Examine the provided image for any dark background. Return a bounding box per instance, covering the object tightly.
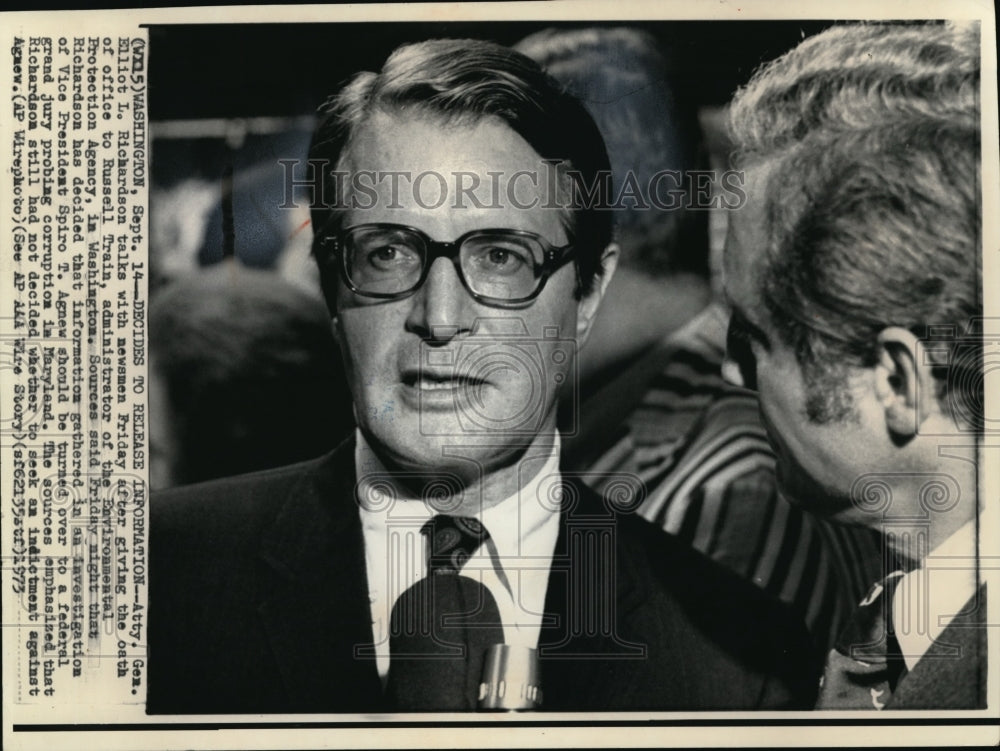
[149,20,838,119]
[146,21,839,267]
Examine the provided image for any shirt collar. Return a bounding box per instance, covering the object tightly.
[479,437,562,564]
[893,505,988,671]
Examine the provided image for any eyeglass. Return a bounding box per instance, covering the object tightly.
[319,223,576,307]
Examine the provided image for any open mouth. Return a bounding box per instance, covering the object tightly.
[402,370,489,391]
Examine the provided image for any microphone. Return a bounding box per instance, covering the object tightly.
[387,574,504,710]
[478,644,542,711]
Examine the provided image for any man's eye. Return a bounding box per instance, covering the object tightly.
[367,245,418,268]
[487,248,518,266]
[475,245,531,274]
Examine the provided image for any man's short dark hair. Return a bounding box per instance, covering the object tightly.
[728,21,981,424]
[308,37,613,308]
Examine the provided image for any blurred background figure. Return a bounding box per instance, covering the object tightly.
[148,112,352,489]
[518,26,882,656]
[149,117,318,292]
[516,26,711,394]
[148,262,352,489]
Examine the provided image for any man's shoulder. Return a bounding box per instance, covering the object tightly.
[155,456,322,521]
[150,460,311,584]
[147,443,363,715]
[622,510,820,699]
[156,439,350,519]
[619,509,799,623]
[564,476,806,624]
[554,485,820,708]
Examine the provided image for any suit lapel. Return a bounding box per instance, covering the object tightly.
[256,437,385,711]
[887,584,987,709]
[538,477,648,709]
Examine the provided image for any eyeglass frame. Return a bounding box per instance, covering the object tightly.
[317,222,578,307]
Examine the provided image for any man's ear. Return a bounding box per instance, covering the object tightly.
[576,242,619,344]
[873,326,936,436]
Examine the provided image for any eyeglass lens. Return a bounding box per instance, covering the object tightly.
[344,226,544,300]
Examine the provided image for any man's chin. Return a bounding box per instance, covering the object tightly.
[372,420,548,482]
[776,464,860,522]
[367,421,488,466]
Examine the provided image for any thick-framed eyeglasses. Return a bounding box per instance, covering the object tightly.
[319,223,576,307]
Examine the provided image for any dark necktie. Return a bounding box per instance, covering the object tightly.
[385,515,504,711]
[815,571,908,709]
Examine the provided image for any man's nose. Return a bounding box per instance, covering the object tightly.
[405,256,475,342]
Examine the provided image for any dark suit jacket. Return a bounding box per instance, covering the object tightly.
[147,438,820,713]
[887,586,987,709]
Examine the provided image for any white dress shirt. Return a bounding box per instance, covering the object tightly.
[355,430,563,679]
[892,507,988,671]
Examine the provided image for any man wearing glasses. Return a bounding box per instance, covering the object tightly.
[148,38,817,713]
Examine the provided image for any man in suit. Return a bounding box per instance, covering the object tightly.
[516,25,885,659]
[722,22,986,709]
[148,37,818,714]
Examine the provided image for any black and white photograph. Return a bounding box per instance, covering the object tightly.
[1,3,996,749]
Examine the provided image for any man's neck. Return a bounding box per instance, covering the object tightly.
[880,446,979,564]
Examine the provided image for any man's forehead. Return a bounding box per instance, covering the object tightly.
[344,110,517,166]
[335,110,575,241]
